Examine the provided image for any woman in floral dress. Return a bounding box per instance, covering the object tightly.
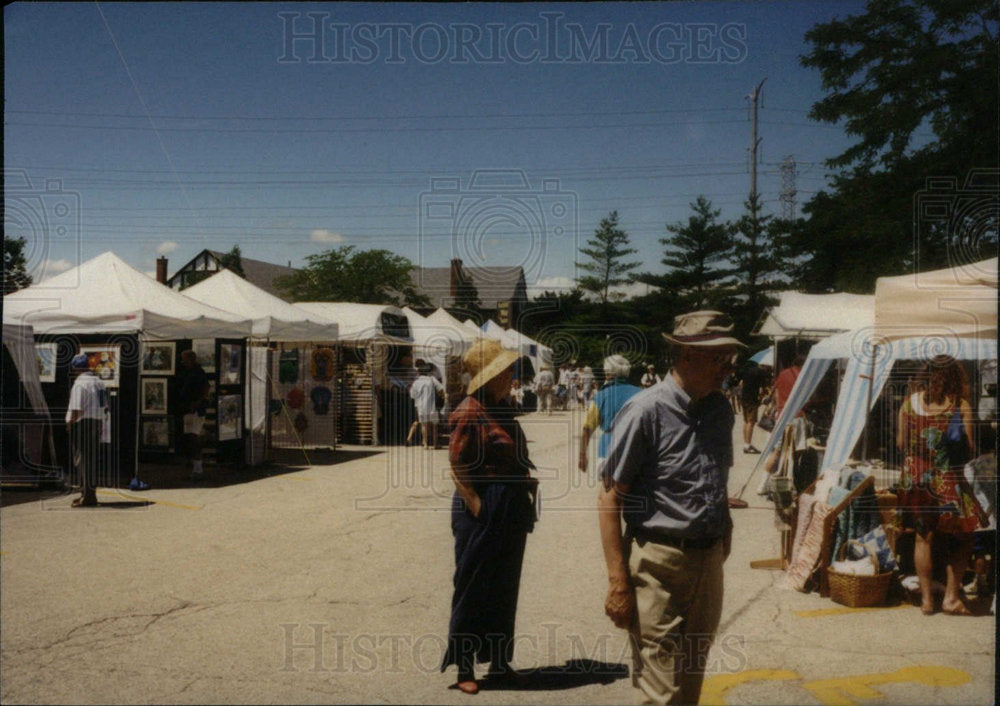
[896,355,980,615]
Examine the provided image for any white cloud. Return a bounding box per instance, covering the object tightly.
[526,276,575,297]
[310,229,345,244]
[156,240,179,255]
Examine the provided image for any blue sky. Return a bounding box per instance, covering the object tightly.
[5,1,893,295]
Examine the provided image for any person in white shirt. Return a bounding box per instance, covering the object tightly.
[640,364,660,388]
[410,361,445,449]
[534,365,556,414]
[65,353,107,507]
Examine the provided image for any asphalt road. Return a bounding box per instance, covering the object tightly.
[1,407,995,704]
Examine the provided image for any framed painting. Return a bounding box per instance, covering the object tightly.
[35,343,57,383]
[141,416,172,450]
[140,378,168,414]
[79,345,121,388]
[191,339,216,374]
[219,343,242,385]
[141,342,175,375]
[217,394,242,441]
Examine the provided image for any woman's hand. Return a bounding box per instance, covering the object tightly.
[465,492,482,518]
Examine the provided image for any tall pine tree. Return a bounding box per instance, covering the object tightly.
[576,211,640,304]
[730,192,782,332]
[636,196,734,311]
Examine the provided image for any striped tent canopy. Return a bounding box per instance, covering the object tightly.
[754,259,998,480]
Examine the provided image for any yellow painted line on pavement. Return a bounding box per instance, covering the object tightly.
[701,665,972,705]
[97,490,201,511]
[701,669,799,705]
[801,665,971,705]
[794,603,912,618]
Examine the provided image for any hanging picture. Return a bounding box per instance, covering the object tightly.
[311,347,334,382]
[218,394,242,440]
[79,345,121,387]
[35,343,57,383]
[279,349,300,384]
[220,344,242,385]
[141,342,175,375]
[191,339,216,374]
[140,378,169,414]
[141,416,172,450]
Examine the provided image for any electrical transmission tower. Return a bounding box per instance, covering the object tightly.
[779,155,797,219]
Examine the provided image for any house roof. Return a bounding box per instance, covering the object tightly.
[167,249,298,301]
[411,265,526,309]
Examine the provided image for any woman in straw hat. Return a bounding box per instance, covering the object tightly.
[441,339,538,694]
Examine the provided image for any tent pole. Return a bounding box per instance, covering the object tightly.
[860,343,878,460]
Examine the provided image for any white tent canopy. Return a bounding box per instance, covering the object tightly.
[425,308,478,343]
[757,292,875,340]
[4,252,252,339]
[182,270,337,341]
[480,319,510,344]
[874,257,998,342]
[401,307,470,371]
[293,302,411,344]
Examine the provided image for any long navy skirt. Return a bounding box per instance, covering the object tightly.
[441,481,534,675]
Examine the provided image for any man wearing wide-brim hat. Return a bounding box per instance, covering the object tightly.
[598,310,745,705]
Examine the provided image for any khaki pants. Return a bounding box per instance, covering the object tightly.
[628,538,725,705]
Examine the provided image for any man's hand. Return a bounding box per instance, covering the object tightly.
[578,452,588,473]
[604,579,635,629]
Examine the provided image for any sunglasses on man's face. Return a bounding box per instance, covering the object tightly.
[690,349,738,367]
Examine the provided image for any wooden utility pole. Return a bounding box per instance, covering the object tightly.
[748,78,766,199]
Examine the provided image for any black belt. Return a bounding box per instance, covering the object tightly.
[630,527,721,550]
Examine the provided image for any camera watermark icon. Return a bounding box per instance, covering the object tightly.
[3,169,81,287]
[418,169,577,288]
[277,13,747,65]
[913,169,999,276]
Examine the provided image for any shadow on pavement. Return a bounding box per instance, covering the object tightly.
[133,448,385,490]
[478,660,630,691]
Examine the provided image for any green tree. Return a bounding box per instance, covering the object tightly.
[576,211,640,304]
[730,193,782,333]
[636,196,734,310]
[218,245,245,278]
[276,245,430,307]
[795,0,999,288]
[3,236,33,295]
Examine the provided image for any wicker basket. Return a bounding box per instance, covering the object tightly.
[827,540,892,608]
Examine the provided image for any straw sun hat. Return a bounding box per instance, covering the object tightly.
[464,339,519,395]
[662,310,747,348]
